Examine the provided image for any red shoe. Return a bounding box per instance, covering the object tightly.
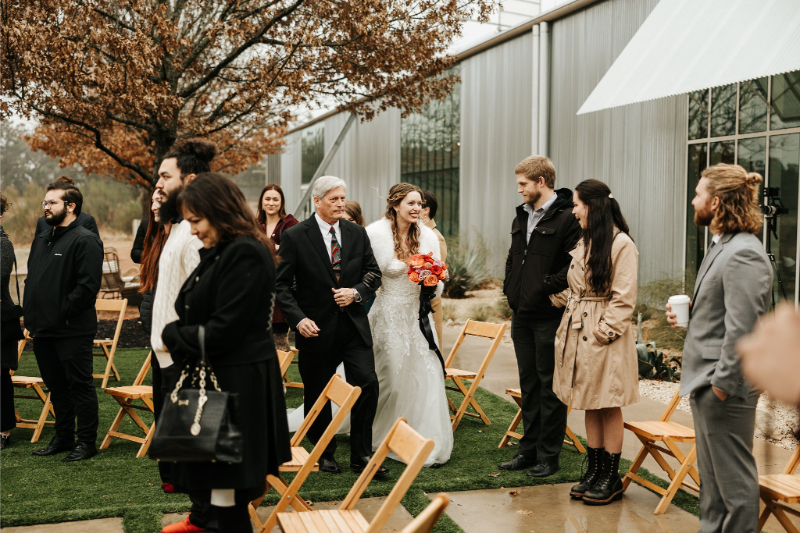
[162,517,204,533]
[162,482,176,494]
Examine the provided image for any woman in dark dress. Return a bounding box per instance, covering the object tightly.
[1,194,25,450]
[162,173,291,532]
[256,183,298,351]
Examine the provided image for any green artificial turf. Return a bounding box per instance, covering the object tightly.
[1,348,700,531]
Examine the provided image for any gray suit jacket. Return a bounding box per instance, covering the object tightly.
[679,232,771,399]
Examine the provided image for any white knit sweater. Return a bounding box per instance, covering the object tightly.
[150,220,203,368]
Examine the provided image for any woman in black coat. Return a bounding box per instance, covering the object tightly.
[161,173,291,532]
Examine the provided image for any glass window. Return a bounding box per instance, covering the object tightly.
[710,140,735,165]
[738,137,767,242]
[767,133,800,303]
[688,89,709,140]
[738,77,769,134]
[711,84,737,137]
[301,123,324,185]
[771,72,800,131]
[686,143,708,273]
[401,66,460,238]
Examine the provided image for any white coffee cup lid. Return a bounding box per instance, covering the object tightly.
[668,295,691,304]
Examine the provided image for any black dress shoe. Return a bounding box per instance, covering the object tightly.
[351,456,389,475]
[32,437,75,456]
[498,454,536,471]
[318,456,342,474]
[62,442,98,462]
[0,434,10,450]
[526,459,559,478]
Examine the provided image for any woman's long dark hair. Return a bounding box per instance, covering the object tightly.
[179,172,276,263]
[256,183,287,226]
[574,179,631,295]
[140,186,167,293]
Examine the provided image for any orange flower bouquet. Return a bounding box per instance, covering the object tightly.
[406,252,448,287]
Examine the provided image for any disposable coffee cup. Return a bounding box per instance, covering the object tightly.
[668,295,691,328]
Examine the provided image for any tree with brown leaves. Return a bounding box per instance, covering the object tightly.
[1,0,493,190]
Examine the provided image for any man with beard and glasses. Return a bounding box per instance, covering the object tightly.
[23,181,103,461]
[150,138,219,533]
[667,163,771,533]
[499,155,581,478]
[33,176,99,240]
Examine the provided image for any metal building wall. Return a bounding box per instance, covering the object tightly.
[460,32,534,274]
[550,0,687,283]
[322,108,402,225]
[279,131,303,213]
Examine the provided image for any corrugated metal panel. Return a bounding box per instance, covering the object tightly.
[460,32,534,274]
[578,0,800,114]
[551,0,687,283]
[280,131,303,213]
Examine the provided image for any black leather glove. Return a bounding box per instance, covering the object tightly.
[362,271,381,292]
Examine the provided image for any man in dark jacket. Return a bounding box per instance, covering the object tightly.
[33,176,100,240]
[24,180,103,462]
[500,155,581,477]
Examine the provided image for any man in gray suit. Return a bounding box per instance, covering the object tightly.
[668,163,771,533]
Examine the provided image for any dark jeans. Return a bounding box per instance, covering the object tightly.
[33,336,98,444]
[1,367,15,432]
[150,353,173,485]
[511,314,567,462]
[299,313,378,459]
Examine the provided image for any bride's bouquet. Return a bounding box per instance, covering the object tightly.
[406,252,448,286]
[406,252,448,375]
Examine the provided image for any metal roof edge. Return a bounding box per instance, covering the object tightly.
[287,0,603,135]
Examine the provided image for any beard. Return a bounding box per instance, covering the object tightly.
[694,203,714,226]
[526,189,542,207]
[45,207,67,227]
[158,189,181,222]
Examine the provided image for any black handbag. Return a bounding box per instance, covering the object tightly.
[149,325,243,463]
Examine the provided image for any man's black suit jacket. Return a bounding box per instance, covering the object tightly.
[276,216,381,352]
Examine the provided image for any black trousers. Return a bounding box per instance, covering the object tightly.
[299,312,378,459]
[1,366,16,432]
[511,314,567,462]
[150,353,173,485]
[33,336,98,444]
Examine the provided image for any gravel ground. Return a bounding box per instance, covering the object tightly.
[639,379,799,450]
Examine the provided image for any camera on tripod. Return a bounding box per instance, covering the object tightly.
[760,187,788,217]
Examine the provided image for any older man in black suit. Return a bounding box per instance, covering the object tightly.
[276,176,383,474]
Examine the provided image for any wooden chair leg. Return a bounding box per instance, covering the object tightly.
[101,403,129,450]
[622,441,650,491]
[662,439,700,490]
[31,392,53,443]
[249,473,313,533]
[450,377,490,431]
[564,425,587,453]
[32,383,55,418]
[136,422,156,458]
[770,503,800,533]
[499,408,523,448]
[758,495,773,531]
[654,444,697,515]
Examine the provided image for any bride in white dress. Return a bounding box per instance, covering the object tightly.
[365,183,453,466]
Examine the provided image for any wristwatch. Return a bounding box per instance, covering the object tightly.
[353,288,362,303]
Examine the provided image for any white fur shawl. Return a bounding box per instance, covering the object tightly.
[366,217,443,295]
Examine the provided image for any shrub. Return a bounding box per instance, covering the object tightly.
[636,270,697,351]
[442,302,457,322]
[496,296,512,320]
[469,302,493,322]
[443,233,493,299]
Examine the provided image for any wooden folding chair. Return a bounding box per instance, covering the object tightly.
[400,493,450,533]
[99,353,154,458]
[283,347,304,389]
[758,445,800,532]
[249,374,361,533]
[277,349,295,380]
[276,418,435,533]
[497,388,586,453]
[621,388,699,514]
[444,319,507,431]
[11,331,56,443]
[93,298,127,388]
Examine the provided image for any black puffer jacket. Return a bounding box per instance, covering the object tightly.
[503,188,582,320]
[23,219,103,337]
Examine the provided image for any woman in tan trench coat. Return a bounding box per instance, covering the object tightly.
[551,179,639,506]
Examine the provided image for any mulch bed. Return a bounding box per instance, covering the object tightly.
[21,318,151,351]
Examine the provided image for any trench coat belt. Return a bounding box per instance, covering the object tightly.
[565,294,612,330]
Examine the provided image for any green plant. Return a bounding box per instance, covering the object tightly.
[443,233,493,299]
[469,303,493,322]
[442,302,457,322]
[496,296,512,320]
[635,270,698,351]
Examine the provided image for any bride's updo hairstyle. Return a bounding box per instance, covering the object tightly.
[384,182,423,261]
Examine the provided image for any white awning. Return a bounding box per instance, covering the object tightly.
[577,0,800,115]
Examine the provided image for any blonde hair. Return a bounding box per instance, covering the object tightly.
[701,163,763,235]
[515,155,556,189]
[384,183,423,260]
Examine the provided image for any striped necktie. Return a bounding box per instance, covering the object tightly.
[330,227,341,284]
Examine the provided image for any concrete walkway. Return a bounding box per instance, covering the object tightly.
[3,326,797,532]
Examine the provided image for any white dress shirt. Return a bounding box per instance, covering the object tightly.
[522,192,558,243]
[315,213,341,262]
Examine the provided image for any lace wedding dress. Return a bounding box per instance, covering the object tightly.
[368,255,453,466]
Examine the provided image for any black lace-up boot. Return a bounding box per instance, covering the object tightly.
[569,446,606,499]
[583,451,623,505]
